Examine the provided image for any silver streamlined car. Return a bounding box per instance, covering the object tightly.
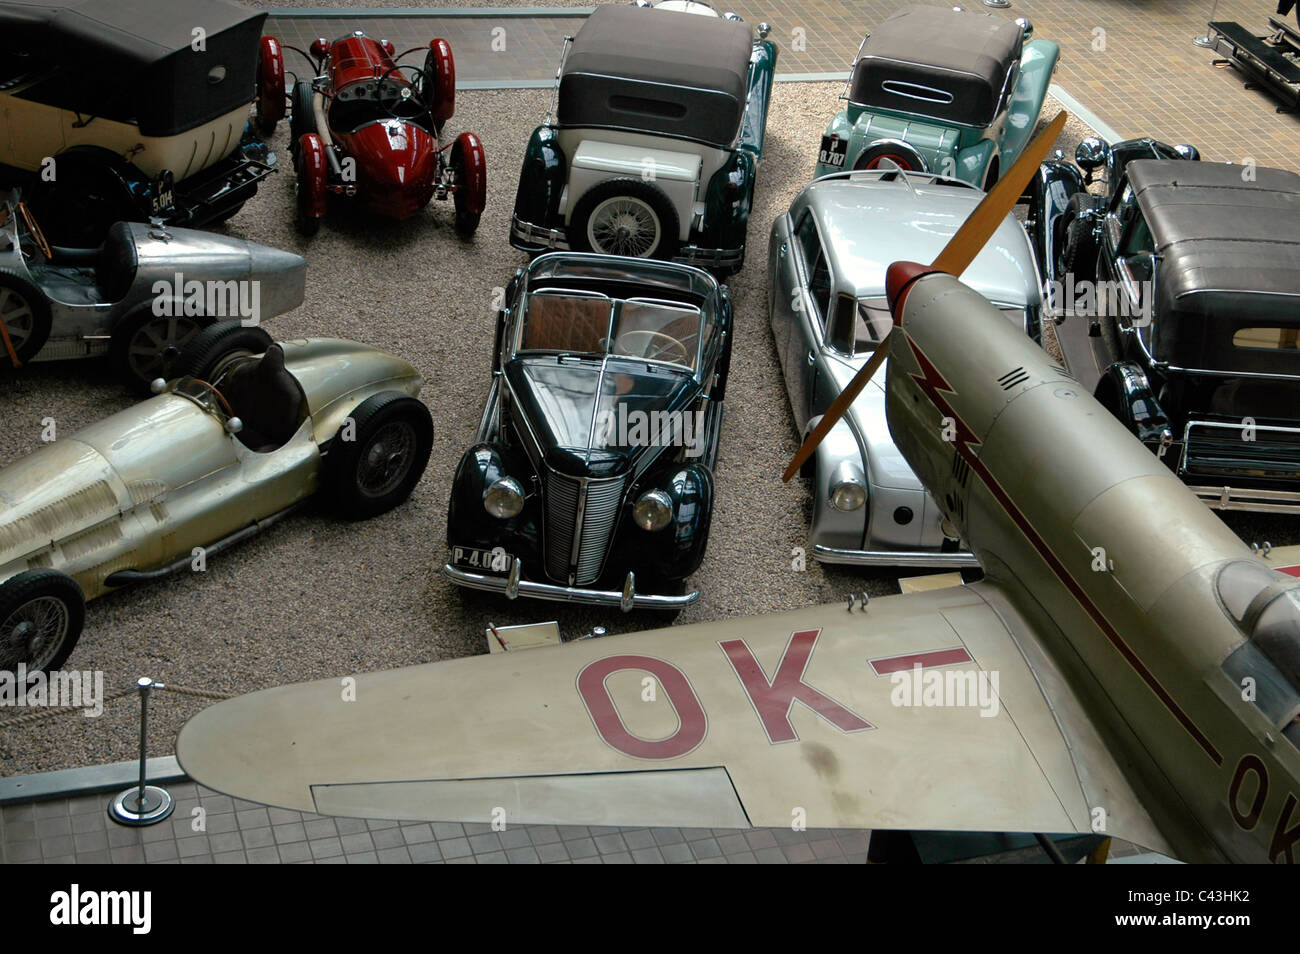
[0,191,305,392]
[0,323,433,678]
[770,168,1044,568]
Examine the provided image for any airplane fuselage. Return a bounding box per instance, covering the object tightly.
[886,269,1300,863]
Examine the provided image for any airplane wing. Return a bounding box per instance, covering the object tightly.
[176,580,1172,853]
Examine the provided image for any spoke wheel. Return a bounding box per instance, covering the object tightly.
[356,420,418,499]
[588,196,662,258]
[127,315,207,383]
[0,269,52,365]
[0,571,85,678]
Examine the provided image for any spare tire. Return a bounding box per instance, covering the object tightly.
[178,321,274,381]
[569,178,680,260]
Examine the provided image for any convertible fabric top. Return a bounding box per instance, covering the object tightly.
[557,4,753,147]
[849,5,1023,126]
[0,0,265,136]
[1128,159,1300,369]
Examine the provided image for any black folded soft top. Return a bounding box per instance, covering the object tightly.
[0,0,265,136]
[557,4,753,148]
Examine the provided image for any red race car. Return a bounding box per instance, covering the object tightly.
[258,31,486,237]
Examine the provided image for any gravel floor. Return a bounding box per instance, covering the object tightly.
[1,78,1294,776]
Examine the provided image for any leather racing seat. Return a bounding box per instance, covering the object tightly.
[220,344,307,452]
[46,221,139,302]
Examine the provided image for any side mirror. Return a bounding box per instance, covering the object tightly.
[225,417,244,435]
[1075,136,1110,172]
[1015,16,1034,41]
[1174,144,1200,161]
[310,38,330,60]
[758,21,771,39]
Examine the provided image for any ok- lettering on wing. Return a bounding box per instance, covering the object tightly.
[177,582,1169,851]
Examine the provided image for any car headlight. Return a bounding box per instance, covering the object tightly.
[830,479,867,512]
[633,489,673,531]
[484,477,524,519]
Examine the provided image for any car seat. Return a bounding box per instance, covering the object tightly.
[220,344,307,452]
[46,221,139,301]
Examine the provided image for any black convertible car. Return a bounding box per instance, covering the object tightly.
[443,253,732,611]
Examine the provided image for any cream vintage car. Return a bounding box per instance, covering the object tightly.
[0,323,433,679]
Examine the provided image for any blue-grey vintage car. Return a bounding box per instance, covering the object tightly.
[813,5,1056,190]
[0,190,305,393]
[510,2,776,275]
[770,169,1044,567]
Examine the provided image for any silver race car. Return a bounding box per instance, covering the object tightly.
[0,192,304,392]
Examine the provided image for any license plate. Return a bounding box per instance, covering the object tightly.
[452,546,512,574]
[150,169,176,215]
[819,135,849,168]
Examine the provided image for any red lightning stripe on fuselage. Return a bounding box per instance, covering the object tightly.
[904,336,1224,766]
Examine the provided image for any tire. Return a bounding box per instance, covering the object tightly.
[1061,204,1098,280]
[177,321,274,381]
[0,268,53,366]
[109,305,213,394]
[322,392,434,520]
[0,570,85,679]
[290,79,317,141]
[569,178,680,260]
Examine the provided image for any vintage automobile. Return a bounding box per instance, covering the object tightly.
[0,323,433,678]
[770,168,1044,567]
[813,6,1057,191]
[0,0,280,247]
[509,2,777,274]
[1073,160,1300,514]
[1030,135,1199,292]
[0,191,305,392]
[264,30,486,236]
[443,252,732,610]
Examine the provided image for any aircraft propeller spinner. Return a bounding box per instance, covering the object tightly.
[782,110,1069,482]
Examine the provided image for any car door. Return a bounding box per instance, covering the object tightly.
[791,214,833,424]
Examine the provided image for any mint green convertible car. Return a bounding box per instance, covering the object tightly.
[0,324,433,678]
[813,5,1058,190]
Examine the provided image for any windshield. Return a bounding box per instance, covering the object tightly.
[516,291,703,371]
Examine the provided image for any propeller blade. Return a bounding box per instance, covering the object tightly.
[782,111,1068,482]
[932,110,1067,277]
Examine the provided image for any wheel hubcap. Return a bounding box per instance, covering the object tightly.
[0,288,35,352]
[357,421,416,498]
[129,316,204,382]
[589,197,661,257]
[1,596,70,671]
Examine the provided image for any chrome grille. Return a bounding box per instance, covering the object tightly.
[543,472,626,586]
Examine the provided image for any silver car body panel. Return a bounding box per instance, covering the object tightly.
[770,171,1042,566]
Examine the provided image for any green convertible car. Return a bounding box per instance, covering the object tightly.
[813,5,1058,190]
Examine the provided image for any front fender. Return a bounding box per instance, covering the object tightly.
[627,463,714,580]
[1000,39,1060,165]
[955,139,997,187]
[512,125,566,230]
[701,151,754,251]
[739,39,778,160]
[1029,158,1088,284]
[1094,361,1171,444]
[807,415,868,552]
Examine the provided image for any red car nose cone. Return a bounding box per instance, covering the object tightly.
[345,121,439,219]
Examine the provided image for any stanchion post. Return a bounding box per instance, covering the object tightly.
[108,677,175,826]
[1194,1,1221,47]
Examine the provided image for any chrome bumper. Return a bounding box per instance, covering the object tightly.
[510,215,569,252]
[1188,484,1300,515]
[813,544,980,569]
[442,559,698,611]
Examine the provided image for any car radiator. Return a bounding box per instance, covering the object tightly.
[543,472,625,585]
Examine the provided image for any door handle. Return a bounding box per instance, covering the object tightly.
[778,242,788,257]
[806,351,816,366]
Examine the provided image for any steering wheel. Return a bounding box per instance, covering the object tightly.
[16,202,52,261]
[372,66,425,119]
[615,330,690,366]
